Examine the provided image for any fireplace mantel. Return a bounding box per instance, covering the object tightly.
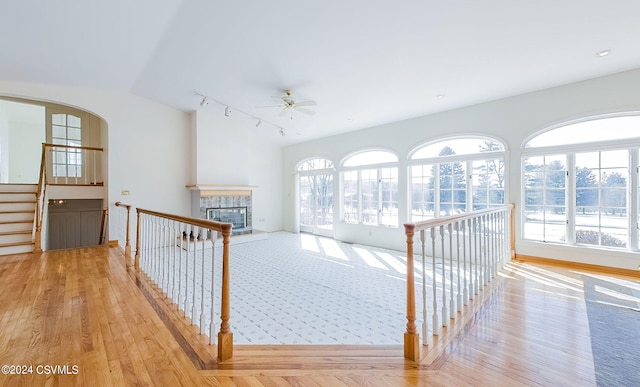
[186,184,258,191]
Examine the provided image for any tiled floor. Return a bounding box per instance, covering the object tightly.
[147,231,473,345]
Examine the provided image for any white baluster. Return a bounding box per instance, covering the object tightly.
[431,227,439,335]
[184,224,191,319]
[474,217,480,295]
[420,229,427,344]
[448,223,455,319]
[440,225,448,328]
[191,226,198,323]
[455,221,462,312]
[200,226,207,334]
[209,231,217,344]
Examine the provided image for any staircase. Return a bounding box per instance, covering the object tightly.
[0,184,37,256]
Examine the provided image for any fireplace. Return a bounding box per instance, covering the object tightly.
[193,188,253,235]
[207,207,247,229]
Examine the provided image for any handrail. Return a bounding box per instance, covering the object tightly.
[34,143,47,252]
[34,143,105,252]
[133,207,233,361]
[115,202,132,260]
[42,143,104,152]
[99,207,108,244]
[402,204,514,361]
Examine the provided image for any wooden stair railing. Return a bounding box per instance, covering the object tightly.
[114,202,132,261]
[133,207,234,361]
[402,204,515,361]
[34,143,105,251]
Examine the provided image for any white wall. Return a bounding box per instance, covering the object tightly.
[248,133,283,232]
[8,119,44,183]
[0,81,193,246]
[283,68,640,270]
[194,108,250,186]
[191,107,284,232]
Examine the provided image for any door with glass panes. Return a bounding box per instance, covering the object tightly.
[299,172,333,236]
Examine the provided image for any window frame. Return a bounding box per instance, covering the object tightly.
[408,136,507,221]
[340,149,399,227]
[521,114,640,252]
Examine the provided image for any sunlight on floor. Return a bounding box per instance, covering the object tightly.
[374,251,406,274]
[300,233,320,253]
[352,246,388,270]
[318,237,348,260]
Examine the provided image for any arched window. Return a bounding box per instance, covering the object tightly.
[522,114,640,251]
[341,149,398,227]
[409,136,506,221]
[297,158,334,171]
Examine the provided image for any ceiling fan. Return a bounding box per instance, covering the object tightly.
[258,90,317,117]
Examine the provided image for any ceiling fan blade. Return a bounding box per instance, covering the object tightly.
[294,100,317,107]
[278,108,289,117]
[295,107,316,115]
[256,105,282,108]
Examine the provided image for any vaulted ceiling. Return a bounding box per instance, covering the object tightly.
[2,1,640,145]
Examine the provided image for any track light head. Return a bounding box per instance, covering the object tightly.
[199,97,209,107]
[224,106,231,117]
[256,119,262,128]
[278,128,286,136]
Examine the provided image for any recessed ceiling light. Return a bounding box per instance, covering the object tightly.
[596,49,611,57]
[347,117,354,122]
[436,94,446,99]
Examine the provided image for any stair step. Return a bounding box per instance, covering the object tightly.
[0,230,31,236]
[0,220,33,225]
[0,241,33,248]
[0,210,34,214]
[0,184,38,193]
[0,242,34,256]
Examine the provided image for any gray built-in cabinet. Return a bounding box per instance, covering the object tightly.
[48,199,102,250]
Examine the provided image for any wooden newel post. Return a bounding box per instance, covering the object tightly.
[134,209,141,268]
[404,223,420,361]
[217,224,233,361]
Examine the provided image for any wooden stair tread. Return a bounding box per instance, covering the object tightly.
[0,230,32,236]
[0,241,34,248]
[0,200,37,203]
[0,220,34,225]
[0,191,37,194]
[0,210,35,214]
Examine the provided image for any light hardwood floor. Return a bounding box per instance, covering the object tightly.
[0,245,613,386]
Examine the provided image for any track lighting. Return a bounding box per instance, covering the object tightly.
[195,92,288,138]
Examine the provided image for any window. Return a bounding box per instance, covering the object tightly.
[297,158,334,236]
[410,137,505,221]
[341,150,398,227]
[523,155,567,243]
[51,112,82,177]
[522,114,640,251]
